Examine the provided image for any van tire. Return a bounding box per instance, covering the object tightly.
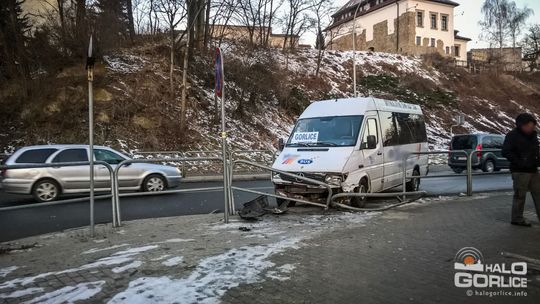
[351,179,368,208]
[452,168,464,174]
[32,179,61,203]
[406,168,421,192]
[276,198,295,208]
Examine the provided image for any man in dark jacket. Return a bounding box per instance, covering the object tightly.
[502,113,540,226]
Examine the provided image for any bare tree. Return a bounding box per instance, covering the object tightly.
[126,0,136,41]
[281,0,313,50]
[310,0,334,77]
[155,0,187,97]
[522,24,540,71]
[480,0,512,51]
[507,2,534,51]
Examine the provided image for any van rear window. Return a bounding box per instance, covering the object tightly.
[15,149,58,164]
[451,136,477,150]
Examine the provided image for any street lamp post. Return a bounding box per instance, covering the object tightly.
[352,3,362,97]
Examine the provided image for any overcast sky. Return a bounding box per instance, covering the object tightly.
[301,0,539,50]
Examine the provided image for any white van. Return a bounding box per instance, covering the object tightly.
[272,97,429,207]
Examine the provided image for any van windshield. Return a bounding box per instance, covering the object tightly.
[287,115,363,147]
[451,135,477,150]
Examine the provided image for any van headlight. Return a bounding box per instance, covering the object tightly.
[325,175,343,186]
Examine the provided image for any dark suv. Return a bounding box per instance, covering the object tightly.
[448,134,509,173]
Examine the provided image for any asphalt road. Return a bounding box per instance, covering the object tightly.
[0,168,513,242]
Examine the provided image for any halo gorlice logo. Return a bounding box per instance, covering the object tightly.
[454,247,528,291]
[454,247,484,272]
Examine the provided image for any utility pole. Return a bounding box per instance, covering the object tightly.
[352,3,362,97]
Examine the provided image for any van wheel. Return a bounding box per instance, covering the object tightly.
[406,169,421,192]
[351,179,368,208]
[452,168,464,174]
[276,197,295,208]
[142,174,167,192]
[482,160,495,173]
[32,179,60,203]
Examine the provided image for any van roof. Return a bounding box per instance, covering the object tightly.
[299,97,423,119]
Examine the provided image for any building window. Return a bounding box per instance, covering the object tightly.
[430,13,438,29]
[431,38,436,47]
[446,46,450,54]
[416,11,424,27]
[441,15,448,31]
[454,45,461,57]
[416,36,422,46]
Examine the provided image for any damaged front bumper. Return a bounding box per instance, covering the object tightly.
[272,173,345,203]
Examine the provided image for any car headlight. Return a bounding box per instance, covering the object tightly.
[325,175,343,186]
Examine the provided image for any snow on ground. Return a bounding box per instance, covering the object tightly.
[112,261,143,274]
[0,244,157,296]
[82,244,130,255]
[161,256,184,267]
[24,281,106,304]
[103,54,146,74]
[108,212,376,303]
[0,266,18,278]
[0,287,43,299]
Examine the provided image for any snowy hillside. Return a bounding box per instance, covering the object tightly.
[1,40,539,156]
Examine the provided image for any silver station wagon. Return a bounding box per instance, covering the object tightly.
[0,145,182,202]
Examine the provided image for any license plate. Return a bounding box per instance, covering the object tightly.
[457,156,466,160]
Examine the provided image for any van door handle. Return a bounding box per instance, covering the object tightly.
[377,151,383,156]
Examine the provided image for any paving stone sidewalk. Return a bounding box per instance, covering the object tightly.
[1,192,539,304]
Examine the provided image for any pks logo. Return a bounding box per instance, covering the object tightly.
[282,154,300,165]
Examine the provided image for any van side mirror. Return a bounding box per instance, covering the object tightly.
[278,138,285,151]
[366,135,377,149]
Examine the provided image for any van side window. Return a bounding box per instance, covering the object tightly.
[379,111,399,146]
[15,149,58,163]
[361,118,379,147]
[395,113,428,144]
[52,149,88,163]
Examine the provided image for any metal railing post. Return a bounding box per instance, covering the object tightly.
[228,148,235,215]
[466,152,473,196]
[113,157,223,226]
[0,161,115,232]
[402,154,408,201]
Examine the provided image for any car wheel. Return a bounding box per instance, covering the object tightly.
[452,168,464,174]
[406,168,421,192]
[32,179,60,203]
[351,179,368,208]
[482,160,495,173]
[142,174,167,192]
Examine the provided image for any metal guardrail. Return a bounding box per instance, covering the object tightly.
[401,150,468,200]
[331,191,427,211]
[466,149,511,196]
[0,148,520,237]
[112,157,224,226]
[229,160,333,209]
[0,161,116,233]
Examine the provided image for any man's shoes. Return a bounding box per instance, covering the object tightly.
[511,221,532,227]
